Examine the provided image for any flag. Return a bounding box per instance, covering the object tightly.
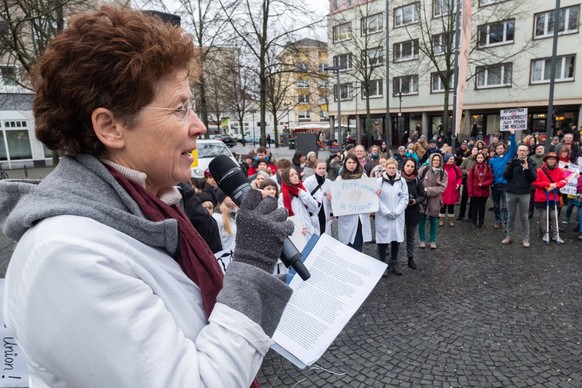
[455,0,472,138]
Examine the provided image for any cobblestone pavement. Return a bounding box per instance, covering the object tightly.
[258,217,581,387]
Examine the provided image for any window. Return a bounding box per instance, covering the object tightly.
[534,5,579,38]
[334,82,353,100]
[531,55,575,83]
[432,33,447,55]
[361,79,383,98]
[479,0,503,5]
[478,19,514,47]
[476,63,512,88]
[0,66,17,86]
[361,13,383,35]
[431,72,453,93]
[393,75,418,95]
[0,120,32,161]
[362,47,383,67]
[333,23,352,42]
[394,39,419,62]
[319,110,328,120]
[296,79,309,88]
[298,110,310,119]
[394,3,419,27]
[434,0,452,17]
[333,53,352,70]
[296,62,308,72]
[298,94,309,103]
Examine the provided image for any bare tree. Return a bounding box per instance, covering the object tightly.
[330,0,388,147]
[219,0,324,147]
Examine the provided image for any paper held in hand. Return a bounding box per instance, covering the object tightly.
[271,233,387,369]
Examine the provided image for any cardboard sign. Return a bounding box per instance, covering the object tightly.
[330,177,379,217]
[500,108,528,131]
[559,162,580,195]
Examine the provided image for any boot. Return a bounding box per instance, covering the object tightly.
[438,214,445,226]
[448,215,455,227]
[408,257,417,269]
[391,260,402,275]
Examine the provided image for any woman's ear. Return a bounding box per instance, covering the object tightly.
[91,108,125,150]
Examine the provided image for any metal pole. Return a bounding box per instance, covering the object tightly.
[336,69,342,146]
[545,0,561,154]
[384,0,392,153]
[451,0,461,151]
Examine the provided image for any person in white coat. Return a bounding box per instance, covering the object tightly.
[335,154,372,252]
[279,167,320,241]
[375,158,409,276]
[303,159,333,236]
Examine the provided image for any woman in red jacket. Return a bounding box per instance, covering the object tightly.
[532,152,567,243]
[440,153,462,226]
[467,152,493,228]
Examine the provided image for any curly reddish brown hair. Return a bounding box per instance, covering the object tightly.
[33,6,195,157]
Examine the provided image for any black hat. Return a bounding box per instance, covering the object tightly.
[196,192,216,207]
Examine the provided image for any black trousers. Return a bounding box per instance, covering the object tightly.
[378,242,400,264]
[469,196,488,226]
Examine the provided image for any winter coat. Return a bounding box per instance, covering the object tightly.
[459,156,477,180]
[278,187,319,241]
[375,172,409,243]
[467,162,493,198]
[532,165,567,204]
[418,154,448,217]
[303,174,333,235]
[335,176,373,245]
[403,174,426,226]
[489,133,517,185]
[442,163,462,205]
[503,157,537,195]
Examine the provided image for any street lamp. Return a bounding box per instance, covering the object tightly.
[250,109,256,146]
[324,66,342,145]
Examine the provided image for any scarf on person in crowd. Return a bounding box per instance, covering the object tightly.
[315,173,326,186]
[343,170,363,180]
[401,169,417,181]
[381,171,396,185]
[107,166,224,319]
[281,180,306,216]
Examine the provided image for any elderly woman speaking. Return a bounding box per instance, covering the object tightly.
[0,6,293,388]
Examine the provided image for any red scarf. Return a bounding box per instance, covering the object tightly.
[281,181,306,216]
[108,168,262,388]
[107,167,223,317]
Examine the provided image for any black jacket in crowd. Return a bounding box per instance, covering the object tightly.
[503,157,537,195]
[403,175,426,226]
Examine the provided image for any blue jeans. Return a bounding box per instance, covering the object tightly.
[492,184,508,226]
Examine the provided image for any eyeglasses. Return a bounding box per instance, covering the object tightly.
[143,100,196,121]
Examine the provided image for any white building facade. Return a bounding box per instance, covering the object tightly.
[327,0,582,147]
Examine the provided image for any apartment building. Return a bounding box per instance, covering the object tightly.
[327,0,582,147]
[277,38,331,136]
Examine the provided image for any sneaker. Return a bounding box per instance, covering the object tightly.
[522,240,530,248]
[430,242,437,249]
[542,235,550,243]
[419,241,426,249]
[562,220,569,224]
[551,236,564,243]
[501,238,513,244]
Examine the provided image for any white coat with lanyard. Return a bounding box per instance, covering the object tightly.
[334,176,372,245]
[303,174,332,235]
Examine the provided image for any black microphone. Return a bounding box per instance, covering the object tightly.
[209,154,311,280]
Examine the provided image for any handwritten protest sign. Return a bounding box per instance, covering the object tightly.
[330,177,379,217]
[500,108,528,131]
[559,162,580,195]
[0,279,28,387]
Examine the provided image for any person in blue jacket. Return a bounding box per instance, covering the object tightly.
[488,127,516,229]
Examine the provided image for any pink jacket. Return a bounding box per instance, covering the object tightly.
[442,164,462,205]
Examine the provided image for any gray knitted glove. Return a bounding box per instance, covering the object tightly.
[233,189,294,273]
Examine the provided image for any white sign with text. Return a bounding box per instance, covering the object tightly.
[500,108,528,131]
[330,177,379,217]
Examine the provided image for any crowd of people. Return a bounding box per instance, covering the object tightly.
[189,126,582,278]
